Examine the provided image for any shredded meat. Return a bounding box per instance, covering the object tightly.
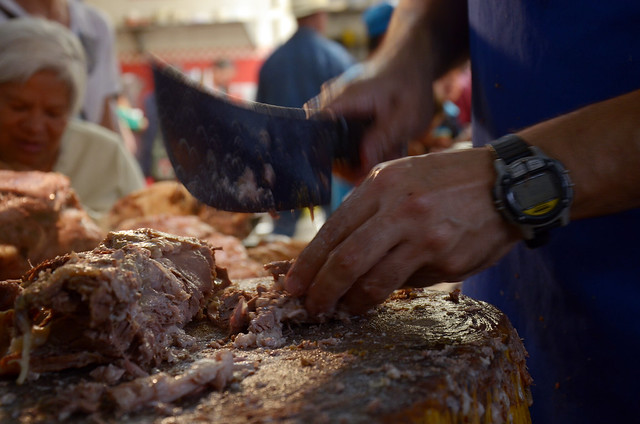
[0,229,230,382]
[108,350,234,413]
[50,350,236,419]
[264,259,294,280]
[0,170,104,280]
[208,263,315,349]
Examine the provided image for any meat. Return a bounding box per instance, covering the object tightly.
[46,349,238,420]
[0,228,230,383]
[0,170,104,280]
[0,280,21,311]
[115,214,267,280]
[106,181,254,239]
[246,238,308,264]
[209,265,312,349]
[0,281,21,358]
[108,350,234,413]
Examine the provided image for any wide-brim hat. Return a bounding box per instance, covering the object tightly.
[291,0,344,19]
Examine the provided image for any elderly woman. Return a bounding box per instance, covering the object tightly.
[0,17,144,223]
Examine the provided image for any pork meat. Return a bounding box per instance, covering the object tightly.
[0,228,231,383]
[0,170,104,280]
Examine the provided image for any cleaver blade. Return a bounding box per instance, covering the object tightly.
[151,61,362,213]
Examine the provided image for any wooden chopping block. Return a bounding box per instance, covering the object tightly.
[0,288,531,423]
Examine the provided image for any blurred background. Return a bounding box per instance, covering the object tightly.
[97,0,375,109]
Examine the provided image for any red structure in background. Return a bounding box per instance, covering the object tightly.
[120,51,266,106]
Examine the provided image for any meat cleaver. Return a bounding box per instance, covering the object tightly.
[151,61,363,213]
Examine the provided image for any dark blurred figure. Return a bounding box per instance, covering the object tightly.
[362,1,394,54]
[256,0,355,237]
[138,92,159,182]
[211,58,236,94]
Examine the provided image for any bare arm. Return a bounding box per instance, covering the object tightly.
[521,89,640,219]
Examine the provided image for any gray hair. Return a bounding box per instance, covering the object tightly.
[0,18,87,115]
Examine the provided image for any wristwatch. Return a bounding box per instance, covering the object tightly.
[488,134,573,248]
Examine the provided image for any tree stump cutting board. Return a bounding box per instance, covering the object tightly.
[0,286,532,423]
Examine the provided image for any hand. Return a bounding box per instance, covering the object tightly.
[285,148,520,316]
[307,25,437,182]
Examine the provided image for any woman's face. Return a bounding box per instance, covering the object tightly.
[0,70,71,171]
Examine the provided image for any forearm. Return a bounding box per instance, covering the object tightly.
[519,89,640,220]
[379,0,469,79]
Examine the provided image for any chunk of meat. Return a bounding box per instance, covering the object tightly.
[106,181,254,238]
[115,214,267,280]
[0,229,230,383]
[0,170,104,280]
[247,238,308,264]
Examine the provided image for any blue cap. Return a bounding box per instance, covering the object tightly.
[363,2,395,37]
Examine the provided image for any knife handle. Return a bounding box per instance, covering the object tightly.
[333,117,369,168]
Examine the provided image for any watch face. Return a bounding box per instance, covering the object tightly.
[511,172,561,217]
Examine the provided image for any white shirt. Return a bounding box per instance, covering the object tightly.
[0,0,122,124]
[55,119,145,223]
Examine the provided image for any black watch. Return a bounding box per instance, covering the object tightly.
[489,134,573,248]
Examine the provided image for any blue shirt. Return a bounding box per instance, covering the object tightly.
[464,2,640,422]
[256,27,355,108]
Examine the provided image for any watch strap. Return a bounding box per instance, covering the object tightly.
[489,134,531,164]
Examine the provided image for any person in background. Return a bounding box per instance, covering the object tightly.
[255,0,356,237]
[211,58,236,94]
[0,18,144,223]
[137,91,159,182]
[362,1,394,55]
[0,0,122,136]
[285,0,640,422]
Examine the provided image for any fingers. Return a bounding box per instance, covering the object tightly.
[284,186,379,297]
[339,242,433,314]
[302,212,403,316]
